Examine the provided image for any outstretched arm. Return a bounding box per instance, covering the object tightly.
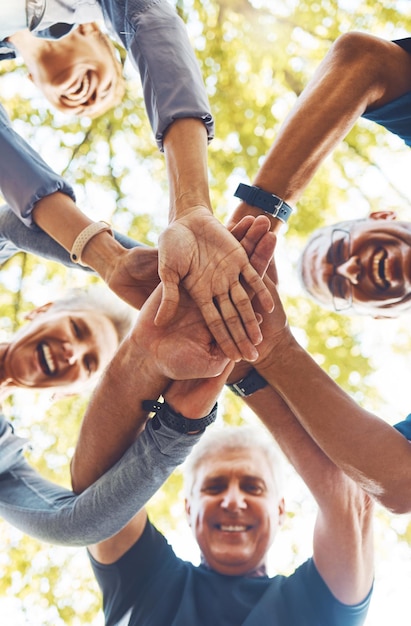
[228,361,373,605]
[157,119,274,363]
[244,273,411,514]
[0,104,160,308]
[0,412,205,546]
[88,364,233,564]
[228,32,411,233]
[71,215,275,493]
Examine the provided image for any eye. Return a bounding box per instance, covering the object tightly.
[332,276,350,299]
[202,483,224,495]
[83,356,92,377]
[100,82,113,99]
[70,319,82,338]
[242,482,264,495]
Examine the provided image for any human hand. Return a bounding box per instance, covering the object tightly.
[155,209,275,362]
[132,216,275,380]
[226,251,287,383]
[252,273,290,369]
[99,246,160,310]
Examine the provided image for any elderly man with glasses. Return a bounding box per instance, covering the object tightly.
[298,212,411,317]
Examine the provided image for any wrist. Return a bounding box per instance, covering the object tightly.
[81,232,126,277]
[226,369,268,398]
[233,183,293,227]
[143,398,218,434]
[254,327,296,377]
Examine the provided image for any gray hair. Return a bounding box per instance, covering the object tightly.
[48,286,135,343]
[184,425,285,498]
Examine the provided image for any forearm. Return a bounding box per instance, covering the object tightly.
[71,332,169,493]
[31,192,125,273]
[229,34,406,232]
[256,331,411,513]
[0,418,200,546]
[164,118,211,221]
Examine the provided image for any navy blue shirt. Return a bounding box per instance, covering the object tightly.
[90,520,372,626]
[362,37,411,147]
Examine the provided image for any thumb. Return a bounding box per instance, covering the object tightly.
[154,279,180,326]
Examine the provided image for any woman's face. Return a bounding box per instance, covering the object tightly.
[30,25,120,117]
[3,306,118,392]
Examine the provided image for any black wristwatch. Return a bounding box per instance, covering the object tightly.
[142,400,218,434]
[234,183,293,223]
[226,370,268,397]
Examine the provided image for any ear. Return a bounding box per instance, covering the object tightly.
[24,302,53,321]
[185,498,192,527]
[277,497,286,527]
[369,210,397,221]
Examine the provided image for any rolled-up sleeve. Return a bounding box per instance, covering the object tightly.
[0,104,75,228]
[106,0,213,150]
[0,203,146,269]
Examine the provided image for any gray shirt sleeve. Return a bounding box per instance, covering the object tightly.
[0,203,146,269]
[102,0,214,150]
[0,104,75,228]
[0,415,201,546]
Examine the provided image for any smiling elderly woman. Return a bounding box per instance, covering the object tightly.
[0,287,133,399]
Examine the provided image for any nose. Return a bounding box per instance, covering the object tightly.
[221,484,247,511]
[61,341,81,366]
[335,256,361,284]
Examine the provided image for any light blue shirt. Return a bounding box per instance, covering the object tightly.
[0,0,214,150]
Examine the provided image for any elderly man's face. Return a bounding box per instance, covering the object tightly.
[300,212,411,317]
[29,24,121,117]
[3,305,118,392]
[185,447,284,576]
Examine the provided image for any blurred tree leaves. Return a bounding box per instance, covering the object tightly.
[1,0,411,622]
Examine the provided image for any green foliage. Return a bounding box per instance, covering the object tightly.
[2,1,411,622]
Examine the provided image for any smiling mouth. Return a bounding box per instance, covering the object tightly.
[371,248,390,290]
[63,71,92,104]
[37,343,57,376]
[217,525,250,532]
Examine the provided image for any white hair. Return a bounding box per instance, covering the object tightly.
[48,286,135,343]
[184,424,285,497]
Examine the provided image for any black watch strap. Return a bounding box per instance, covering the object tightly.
[226,370,268,397]
[234,183,293,223]
[142,400,218,434]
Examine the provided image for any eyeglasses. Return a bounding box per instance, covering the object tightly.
[329,229,353,312]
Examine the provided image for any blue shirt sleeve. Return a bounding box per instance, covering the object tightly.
[394,413,411,440]
[99,0,214,150]
[0,104,75,228]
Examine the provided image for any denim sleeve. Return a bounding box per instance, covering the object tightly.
[0,104,75,228]
[0,203,145,269]
[0,415,201,546]
[104,0,213,150]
